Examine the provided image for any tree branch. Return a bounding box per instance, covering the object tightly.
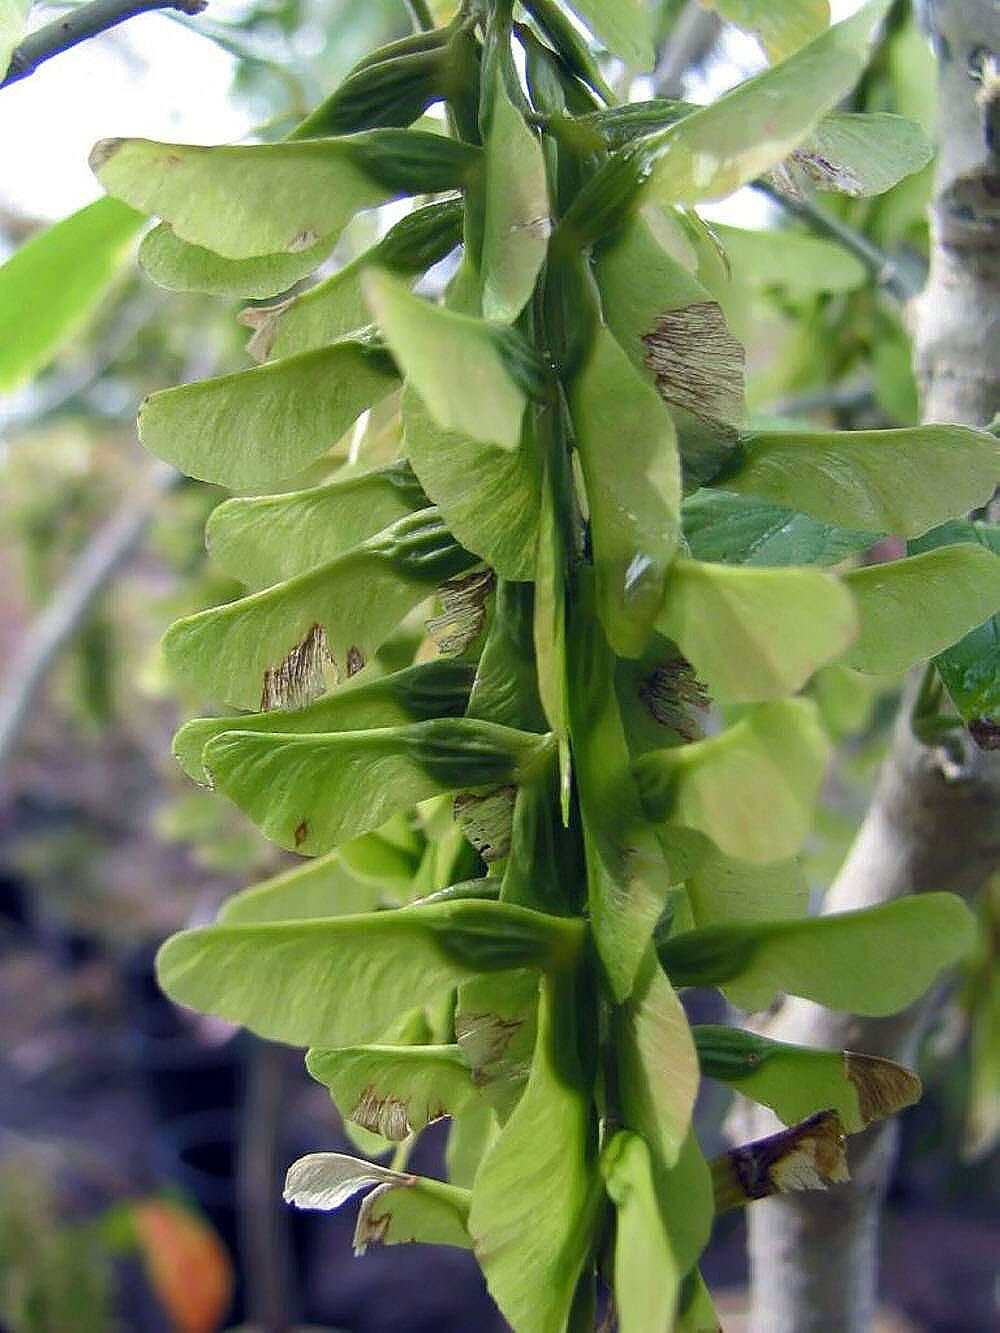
[0,460,179,770]
[1,0,207,89]
[754,180,923,303]
[741,4,1000,1328]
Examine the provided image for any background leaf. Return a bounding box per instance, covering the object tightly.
[682,489,876,566]
[0,197,144,393]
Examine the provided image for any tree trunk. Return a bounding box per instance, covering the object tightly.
[741,4,1000,1329]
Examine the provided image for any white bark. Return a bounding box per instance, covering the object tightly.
[742,3,1000,1328]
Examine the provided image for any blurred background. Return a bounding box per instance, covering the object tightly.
[0,1,997,1329]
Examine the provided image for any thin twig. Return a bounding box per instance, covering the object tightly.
[0,459,179,769]
[1,0,207,89]
[755,180,923,303]
[653,0,721,98]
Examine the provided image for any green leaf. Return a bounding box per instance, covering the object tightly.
[0,0,29,79]
[90,131,479,260]
[601,1132,684,1333]
[682,489,876,566]
[156,898,585,1046]
[365,270,532,450]
[217,848,393,925]
[711,223,868,297]
[655,557,858,702]
[593,212,744,489]
[481,70,550,322]
[723,425,1000,540]
[202,718,555,855]
[693,1025,922,1133]
[570,595,673,1000]
[468,973,599,1333]
[701,0,829,61]
[173,659,474,784]
[246,199,463,358]
[842,545,1000,675]
[205,462,427,589]
[0,197,144,393]
[909,522,1000,736]
[139,340,399,490]
[634,699,830,864]
[564,0,653,69]
[401,383,540,581]
[617,949,699,1170]
[569,326,682,656]
[785,112,934,197]
[684,841,809,926]
[283,1153,471,1253]
[162,509,475,711]
[138,222,337,300]
[638,0,893,206]
[306,1043,479,1138]
[659,893,977,1013]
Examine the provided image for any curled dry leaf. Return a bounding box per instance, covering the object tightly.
[426,567,495,654]
[711,1109,849,1212]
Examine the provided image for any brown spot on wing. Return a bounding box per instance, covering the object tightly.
[642,301,745,427]
[294,820,309,848]
[261,623,332,711]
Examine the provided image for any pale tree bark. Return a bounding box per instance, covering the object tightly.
[740,3,1000,1329]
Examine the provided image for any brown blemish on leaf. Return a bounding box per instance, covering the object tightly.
[714,1110,848,1212]
[426,569,495,655]
[287,229,319,253]
[352,1086,412,1140]
[455,1011,525,1083]
[260,623,332,711]
[353,1180,416,1256]
[844,1052,922,1127]
[638,657,710,741]
[294,820,309,848]
[453,785,516,862]
[642,301,745,427]
[347,645,366,677]
[88,139,124,173]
